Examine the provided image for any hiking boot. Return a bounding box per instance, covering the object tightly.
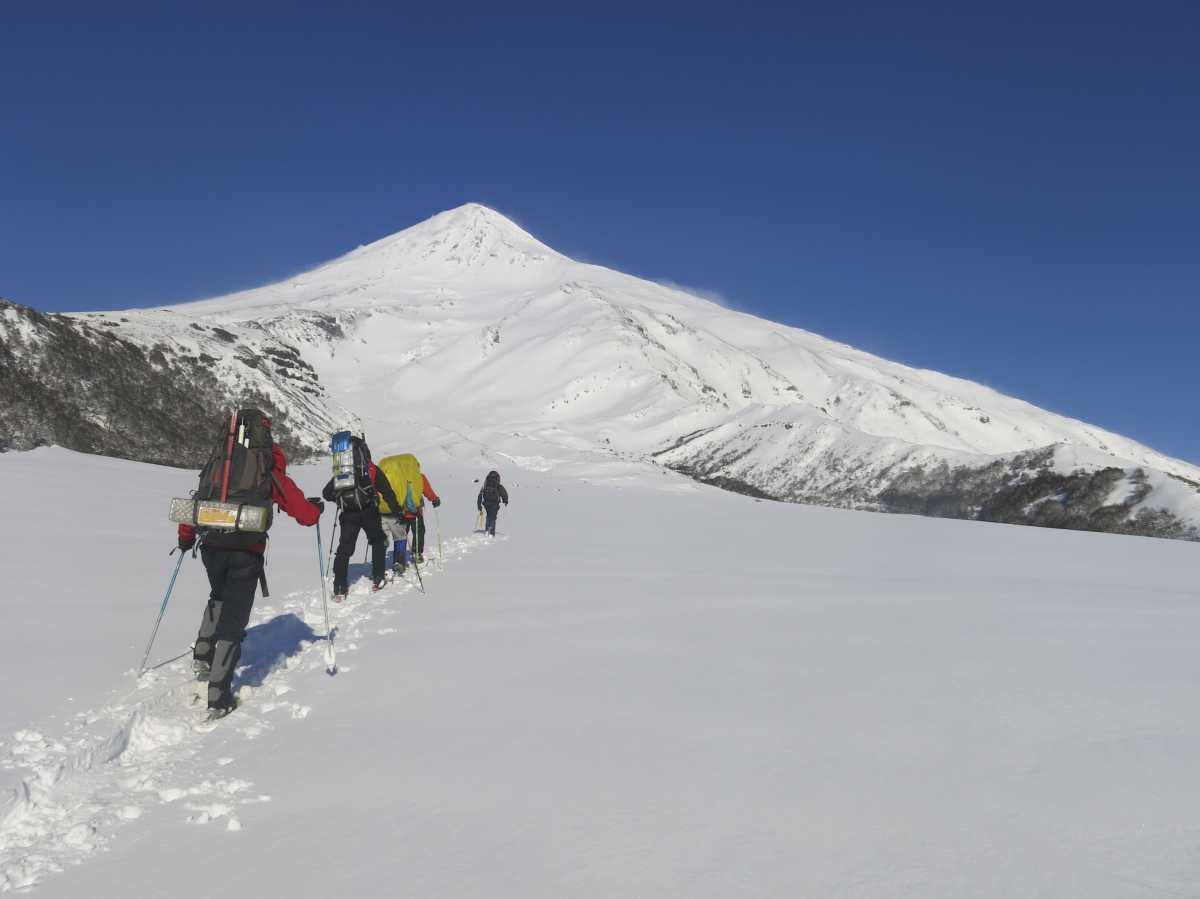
[333,583,348,602]
[392,561,406,576]
[372,578,387,592]
[206,697,238,720]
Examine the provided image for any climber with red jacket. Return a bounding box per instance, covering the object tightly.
[178,412,323,717]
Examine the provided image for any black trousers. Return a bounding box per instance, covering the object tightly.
[334,507,387,587]
[195,547,263,708]
[410,514,426,553]
[482,504,500,535]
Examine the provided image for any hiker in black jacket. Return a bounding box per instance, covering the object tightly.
[322,459,405,595]
[476,470,509,537]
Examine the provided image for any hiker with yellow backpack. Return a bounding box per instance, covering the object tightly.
[376,453,441,576]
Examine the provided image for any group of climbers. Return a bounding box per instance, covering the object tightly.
[171,409,510,718]
[320,440,444,594]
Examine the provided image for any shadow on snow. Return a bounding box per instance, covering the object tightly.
[236,612,321,690]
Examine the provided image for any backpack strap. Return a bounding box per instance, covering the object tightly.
[218,412,238,502]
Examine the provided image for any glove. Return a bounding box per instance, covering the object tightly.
[307,496,326,514]
[178,534,196,551]
[432,498,441,508]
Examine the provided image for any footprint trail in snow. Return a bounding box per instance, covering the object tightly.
[0,533,497,893]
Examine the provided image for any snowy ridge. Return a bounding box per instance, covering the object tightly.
[5,202,1193,537]
[0,533,497,893]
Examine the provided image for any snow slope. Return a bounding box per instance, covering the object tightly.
[166,204,1191,469]
[55,202,1198,537]
[2,448,1200,897]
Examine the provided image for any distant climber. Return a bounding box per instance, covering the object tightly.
[477,470,509,536]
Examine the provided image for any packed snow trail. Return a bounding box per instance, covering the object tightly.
[0,531,499,892]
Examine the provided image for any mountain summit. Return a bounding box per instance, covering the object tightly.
[180,204,566,316]
[354,203,563,272]
[1,205,1197,539]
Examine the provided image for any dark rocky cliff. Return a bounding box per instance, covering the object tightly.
[0,300,328,467]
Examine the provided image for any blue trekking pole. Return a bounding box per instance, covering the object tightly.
[137,548,187,676]
[316,519,337,674]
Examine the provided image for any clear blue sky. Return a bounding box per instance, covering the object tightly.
[2,4,1197,463]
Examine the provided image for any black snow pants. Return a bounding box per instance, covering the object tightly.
[194,547,264,709]
[410,513,426,554]
[333,507,388,588]
[482,503,500,536]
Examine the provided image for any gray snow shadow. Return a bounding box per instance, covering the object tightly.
[346,552,395,581]
[235,613,319,689]
[346,560,375,581]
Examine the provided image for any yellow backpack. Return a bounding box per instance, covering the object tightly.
[377,454,422,515]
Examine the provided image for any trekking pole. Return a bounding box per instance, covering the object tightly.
[435,507,444,570]
[410,552,425,594]
[137,549,187,676]
[315,519,337,674]
[325,515,339,582]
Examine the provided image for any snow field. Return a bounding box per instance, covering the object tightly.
[1,531,495,891]
[1,527,497,891]
[3,447,1200,897]
[0,450,498,892]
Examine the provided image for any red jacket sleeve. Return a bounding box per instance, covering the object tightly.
[421,474,439,503]
[273,473,321,526]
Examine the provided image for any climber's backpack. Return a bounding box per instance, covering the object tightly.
[330,430,376,512]
[376,453,422,516]
[168,409,277,545]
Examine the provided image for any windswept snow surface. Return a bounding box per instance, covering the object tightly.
[2,447,1199,897]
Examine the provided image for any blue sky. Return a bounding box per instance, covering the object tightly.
[2,4,1197,462]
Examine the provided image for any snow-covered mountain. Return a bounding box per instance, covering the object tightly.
[2,203,1197,537]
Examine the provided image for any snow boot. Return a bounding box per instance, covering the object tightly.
[206,697,238,721]
[372,577,387,592]
[333,582,348,603]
